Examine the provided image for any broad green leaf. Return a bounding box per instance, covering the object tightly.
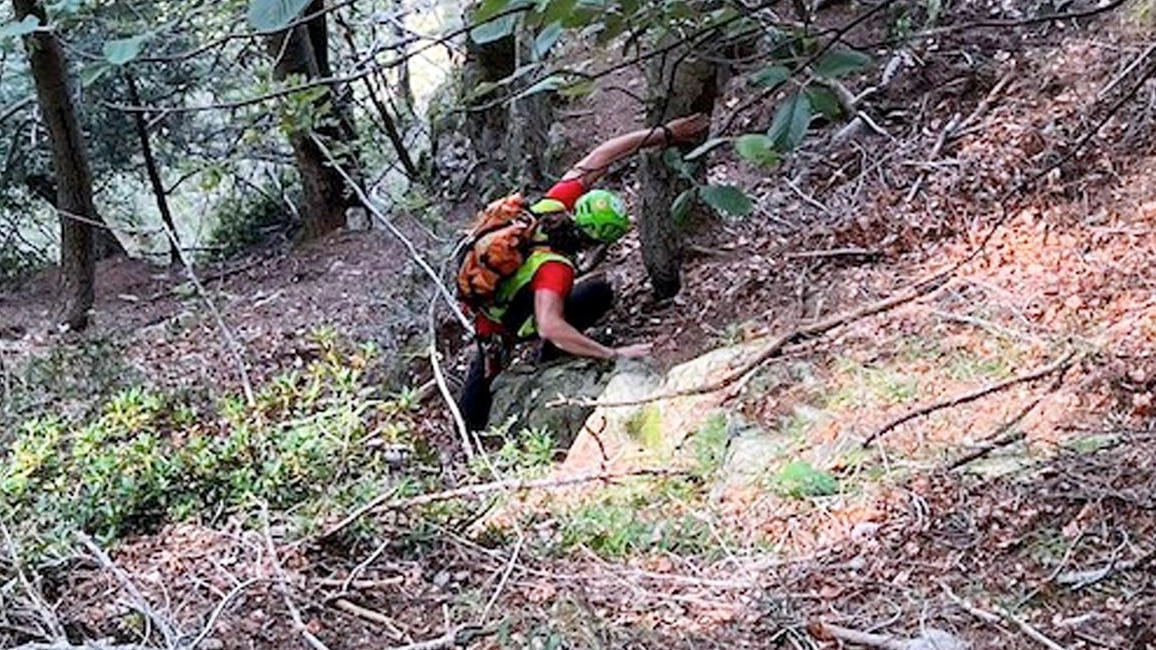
[775,461,838,498]
[768,92,811,152]
[533,22,562,59]
[699,185,753,218]
[558,79,595,98]
[46,0,82,14]
[466,81,500,102]
[684,137,728,162]
[663,147,695,180]
[805,86,844,120]
[0,16,39,41]
[470,13,518,44]
[541,0,580,26]
[103,36,146,66]
[734,134,779,168]
[670,188,695,225]
[80,63,111,87]
[516,75,563,98]
[813,49,872,78]
[247,0,312,31]
[474,0,513,21]
[751,65,790,88]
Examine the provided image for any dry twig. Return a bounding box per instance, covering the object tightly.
[553,269,952,409]
[944,585,1069,650]
[261,509,332,650]
[319,467,687,540]
[78,533,181,649]
[862,350,1078,448]
[809,621,967,650]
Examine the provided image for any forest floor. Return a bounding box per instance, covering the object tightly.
[3,2,1156,649]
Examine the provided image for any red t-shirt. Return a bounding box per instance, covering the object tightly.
[475,178,582,336]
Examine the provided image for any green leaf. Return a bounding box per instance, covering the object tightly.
[699,185,753,218]
[533,22,562,59]
[80,63,111,87]
[767,92,812,153]
[751,65,790,88]
[470,13,518,44]
[474,0,513,21]
[805,86,844,120]
[466,80,500,102]
[46,0,82,14]
[670,188,695,224]
[247,0,312,31]
[775,461,838,498]
[734,134,780,168]
[684,137,728,162]
[102,36,146,66]
[516,75,563,99]
[663,147,695,180]
[541,0,580,26]
[558,79,595,99]
[0,16,39,41]
[813,49,872,78]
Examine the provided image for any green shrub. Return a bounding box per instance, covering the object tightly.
[773,461,839,498]
[203,180,296,261]
[0,335,417,556]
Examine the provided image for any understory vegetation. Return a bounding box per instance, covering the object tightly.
[4,0,1156,647]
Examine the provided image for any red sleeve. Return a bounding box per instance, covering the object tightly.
[530,261,574,297]
[544,178,586,211]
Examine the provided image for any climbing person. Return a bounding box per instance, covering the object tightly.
[455,113,711,432]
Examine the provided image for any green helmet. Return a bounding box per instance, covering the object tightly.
[573,189,629,243]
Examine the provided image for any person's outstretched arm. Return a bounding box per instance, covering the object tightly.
[561,113,710,187]
[534,290,650,360]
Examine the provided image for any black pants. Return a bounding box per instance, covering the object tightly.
[458,277,614,432]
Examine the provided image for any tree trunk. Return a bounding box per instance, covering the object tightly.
[23,173,124,259]
[125,72,180,266]
[506,29,553,187]
[14,0,96,330]
[462,25,515,173]
[638,46,720,299]
[268,0,361,240]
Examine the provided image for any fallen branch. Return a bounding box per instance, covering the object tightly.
[945,358,1076,469]
[943,585,1069,650]
[862,350,1077,448]
[385,625,494,650]
[78,533,182,649]
[786,247,880,260]
[319,468,687,540]
[552,269,952,409]
[331,598,406,640]
[1055,545,1156,590]
[808,621,967,650]
[262,509,333,650]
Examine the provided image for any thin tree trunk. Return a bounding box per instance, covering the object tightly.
[363,74,419,179]
[463,19,515,171]
[124,72,179,266]
[506,28,553,186]
[14,0,96,330]
[268,0,361,240]
[638,46,720,299]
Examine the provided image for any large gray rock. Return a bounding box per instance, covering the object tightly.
[488,358,622,447]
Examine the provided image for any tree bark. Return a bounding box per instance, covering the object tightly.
[638,46,720,299]
[125,72,180,266]
[268,0,362,240]
[506,29,553,186]
[462,25,515,171]
[14,0,96,330]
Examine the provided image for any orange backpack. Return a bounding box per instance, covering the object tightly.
[455,193,540,313]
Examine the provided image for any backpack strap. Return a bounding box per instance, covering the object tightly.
[483,249,574,335]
